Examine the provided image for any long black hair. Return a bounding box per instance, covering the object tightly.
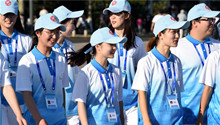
[68,43,94,67]
[29,28,43,51]
[108,11,136,50]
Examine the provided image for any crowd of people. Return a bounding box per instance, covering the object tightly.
[0,0,220,125]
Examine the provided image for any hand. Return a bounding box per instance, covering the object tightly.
[38,119,47,125]
[16,115,28,125]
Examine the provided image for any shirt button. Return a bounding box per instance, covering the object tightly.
[107,79,110,81]
[105,71,108,73]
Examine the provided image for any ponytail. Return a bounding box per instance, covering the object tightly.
[146,37,159,52]
[68,43,93,66]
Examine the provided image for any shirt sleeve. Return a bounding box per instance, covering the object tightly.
[0,54,11,87]
[199,52,217,87]
[117,69,123,102]
[62,62,69,88]
[16,56,33,92]
[176,58,184,92]
[131,57,150,92]
[133,37,146,67]
[71,70,89,103]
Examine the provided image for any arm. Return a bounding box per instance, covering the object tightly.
[119,101,124,125]
[22,91,47,125]
[77,101,88,125]
[197,85,213,125]
[2,85,27,125]
[138,90,152,125]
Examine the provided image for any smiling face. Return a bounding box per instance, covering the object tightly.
[158,29,180,48]
[36,28,60,48]
[95,42,117,59]
[109,12,130,30]
[0,13,17,30]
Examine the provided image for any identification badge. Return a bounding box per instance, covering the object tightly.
[122,72,126,86]
[107,107,117,123]
[167,94,180,109]
[45,94,57,109]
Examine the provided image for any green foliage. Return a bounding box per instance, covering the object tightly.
[152,1,168,16]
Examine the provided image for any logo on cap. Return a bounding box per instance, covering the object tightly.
[5,0,11,6]
[109,30,114,35]
[205,5,211,10]
[50,16,57,22]
[170,17,176,21]
[112,0,117,6]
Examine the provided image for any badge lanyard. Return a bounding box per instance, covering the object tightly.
[160,62,176,94]
[99,72,115,107]
[35,58,56,92]
[117,45,127,72]
[1,39,18,66]
[193,43,211,66]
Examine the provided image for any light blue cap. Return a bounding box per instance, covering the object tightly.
[187,3,220,21]
[0,0,18,15]
[84,27,127,54]
[103,0,131,15]
[34,13,66,32]
[53,6,84,22]
[153,14,190,37]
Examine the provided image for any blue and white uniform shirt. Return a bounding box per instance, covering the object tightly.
[0,29,33,105]
[199,50,220,124]
[108,36,146,110]
[16,47,68,125]
[171,34,220,123]
[132,47,184,125]
[53,39,79,116]
[0,52,11,87]
[72,59,123,125]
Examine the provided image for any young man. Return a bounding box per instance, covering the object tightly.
[171,3,220,124]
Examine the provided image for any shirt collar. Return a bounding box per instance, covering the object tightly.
[53,39,68,49]
[91,58,113,73]
[0,29,18,40]
[186,33,211,45]
[151,47,174,62]
[31,46,56,60]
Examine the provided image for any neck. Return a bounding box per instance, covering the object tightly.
[36,43,52,57]
[156,43,170,59]
[190,30,207,42]
[57,35,64,46]
[1,26,14,37]
[94,56,108,70]
[114,28,124,37]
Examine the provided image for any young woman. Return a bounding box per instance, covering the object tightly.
[0,52,27,125]
[53,5,84,125]
[131,15,189,125]
[16,13,68,125]
[0,0,32,124]
[103,0,146,124]
[197,49,220,124]
[70,27,126,125]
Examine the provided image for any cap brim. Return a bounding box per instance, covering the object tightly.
[103,8,122,15]
[67,10,84,18]
[203,11,220,18]
[45,23,66,32]
[167,21,190,30]
[1,9,17,15]
[105,36,127,44]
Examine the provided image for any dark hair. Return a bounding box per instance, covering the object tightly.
[29,28,43,51]
[211,19,220,40]
[146,30,166,52]
[108,11,136,50]
[68,43,94,66]
[188,17,201,31]
[0,11,25,34]
[60,18,72,25]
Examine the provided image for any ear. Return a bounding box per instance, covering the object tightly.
[191,20,198,28]
[35,30,41,38]
[125,13,130,20]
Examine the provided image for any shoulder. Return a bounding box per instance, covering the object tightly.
[138,52,155,66]
[134,36,144,46]
[65,39,75,51]
[210,37,220,44]
[17,32,32,40]
[19,52,35,65]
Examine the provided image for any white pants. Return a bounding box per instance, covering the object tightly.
[67,115,80,125]
[124,106,138,125]
[2,104,23,125]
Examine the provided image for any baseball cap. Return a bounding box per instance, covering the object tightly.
[84,27,127,54]
[53,5,84,22]
[187,3,220,21]
[153,14,190,37]
[0,0,18,15]
[103,0,131,15]
[34,13,66,32]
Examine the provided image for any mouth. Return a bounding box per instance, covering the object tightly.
[111,21,116,25]
[173,40,178,44]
